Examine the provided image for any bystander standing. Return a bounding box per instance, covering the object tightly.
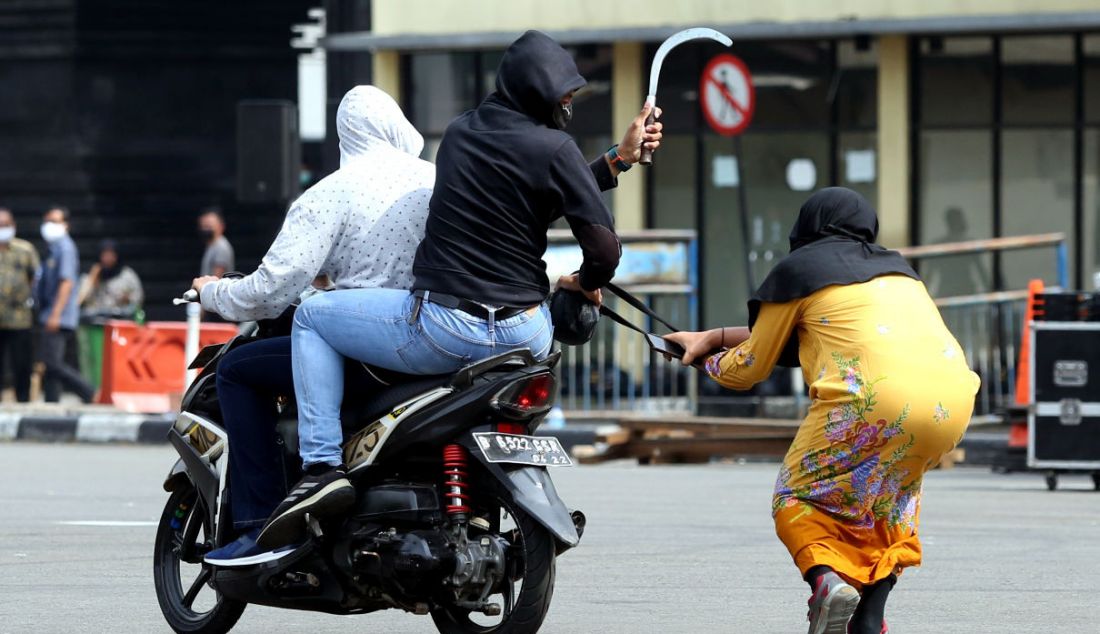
[78,239,144,319]
[0,208,40,402]
[35,206,94,403]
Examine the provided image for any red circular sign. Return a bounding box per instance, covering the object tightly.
[700,53,755,136]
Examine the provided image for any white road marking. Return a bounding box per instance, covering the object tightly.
[57,520,158,527]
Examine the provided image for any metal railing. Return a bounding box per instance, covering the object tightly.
[549,229,698,414]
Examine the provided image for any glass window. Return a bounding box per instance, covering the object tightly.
[408,52,477,136]
[837,39,878,130]
[919,37,994,127]
[1000,129,1075,289]
[691,131,830,326]
[643,42,702,134]
[1001,36,1074,125]
[1085,129,1100,289]
[837,131,877,208]
[651,133,698,230]
[1085,35,1100,124]
[918,130,994,297]
[734,40,832,130]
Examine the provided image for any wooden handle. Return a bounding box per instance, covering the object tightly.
[638,109,657,166]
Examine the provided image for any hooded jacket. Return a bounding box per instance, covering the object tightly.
[412,30,621,307]
[200,86,435,321]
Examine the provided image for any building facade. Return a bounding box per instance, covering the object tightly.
[324,1,1100,328]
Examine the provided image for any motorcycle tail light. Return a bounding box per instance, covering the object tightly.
[494,422,528,435]
[490,373,556,419]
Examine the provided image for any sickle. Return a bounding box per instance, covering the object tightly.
[640,27,733,166]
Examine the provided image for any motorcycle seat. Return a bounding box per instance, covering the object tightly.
[341,363,451,433]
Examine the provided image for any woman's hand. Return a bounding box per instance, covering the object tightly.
[555,274,602,307]
[664,329,723,366]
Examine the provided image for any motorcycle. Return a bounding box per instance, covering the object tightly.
[153,290,584,634]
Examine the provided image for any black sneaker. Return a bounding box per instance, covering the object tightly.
[256,465,355,548]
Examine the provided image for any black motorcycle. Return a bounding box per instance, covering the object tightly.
[153,290,583,634]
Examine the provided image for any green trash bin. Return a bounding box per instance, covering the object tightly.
[77,322,105,391]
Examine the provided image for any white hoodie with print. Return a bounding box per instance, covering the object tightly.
[200,86,435,321]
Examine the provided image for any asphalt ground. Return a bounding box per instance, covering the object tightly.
[0,443,1097,633]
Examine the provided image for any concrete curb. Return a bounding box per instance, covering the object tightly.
[0,411,174,443]
[0,409,601,449]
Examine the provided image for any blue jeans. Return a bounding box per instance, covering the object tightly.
[217,335,389,529]
[217,337,294,529]
[291,288,554,467]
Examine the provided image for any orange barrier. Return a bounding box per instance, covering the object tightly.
[98,320,238,413]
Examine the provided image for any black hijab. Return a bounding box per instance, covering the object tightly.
[748,187,920,367]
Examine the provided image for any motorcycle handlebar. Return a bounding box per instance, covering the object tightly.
[173,289,199,305]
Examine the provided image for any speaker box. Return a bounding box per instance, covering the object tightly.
[236,100,301,204]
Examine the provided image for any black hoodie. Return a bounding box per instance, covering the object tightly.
[412,30,621,307]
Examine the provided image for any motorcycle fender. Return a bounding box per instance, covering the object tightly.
[162,458,188,492]
[461,437,579,548]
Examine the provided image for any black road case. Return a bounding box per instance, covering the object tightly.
[1027,321,1100,490]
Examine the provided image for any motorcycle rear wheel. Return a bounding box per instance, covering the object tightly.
[430,487,557,634]
[153,484,246,634]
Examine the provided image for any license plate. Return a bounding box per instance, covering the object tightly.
[472,433,574,467]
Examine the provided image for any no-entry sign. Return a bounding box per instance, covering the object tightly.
[700,53,754,136]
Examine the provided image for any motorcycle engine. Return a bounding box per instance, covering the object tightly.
[346,483,509,611]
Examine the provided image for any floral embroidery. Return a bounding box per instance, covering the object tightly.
[877,324,890,335]
[704,350,727,379]
[844,365,861,394]
[933,402,949,422]
[817,364,827,380]
[942,345,957,359]
[744,352,755,367]
[820,317,830,326]
[773,353,916,530]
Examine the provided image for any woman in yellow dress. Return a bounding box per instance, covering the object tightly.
[667,188,979,634]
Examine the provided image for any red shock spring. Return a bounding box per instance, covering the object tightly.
[442,444,472,520]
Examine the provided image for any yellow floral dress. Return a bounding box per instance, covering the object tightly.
[705,274,979,588]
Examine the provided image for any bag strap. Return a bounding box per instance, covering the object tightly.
[602,281,680,333]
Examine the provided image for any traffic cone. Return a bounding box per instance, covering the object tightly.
[1014,279,1044,406]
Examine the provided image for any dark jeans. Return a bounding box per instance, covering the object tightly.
[40,329,94,403]
[218,335,387,530]
[0,328,33,402]
[217,336,295,530]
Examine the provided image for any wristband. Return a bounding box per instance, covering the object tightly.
[607,144,632,172]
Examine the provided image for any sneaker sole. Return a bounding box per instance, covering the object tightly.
[256,480,355,549]
[809,584,860,634]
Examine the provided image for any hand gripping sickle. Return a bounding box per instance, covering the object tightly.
[639,27,733,165]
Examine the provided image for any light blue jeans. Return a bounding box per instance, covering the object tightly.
[291,288,554,466]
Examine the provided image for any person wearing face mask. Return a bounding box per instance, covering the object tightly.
[78,239,144,319]
[197,207,234,278]
[255,30,663,549]
[0,208,40,402]
[35,206,94,403]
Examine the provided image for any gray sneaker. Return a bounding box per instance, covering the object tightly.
[806,571,860,634]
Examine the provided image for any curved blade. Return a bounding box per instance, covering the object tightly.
[648,27,732,100]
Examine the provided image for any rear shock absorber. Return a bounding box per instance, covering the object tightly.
[442,444,472,522]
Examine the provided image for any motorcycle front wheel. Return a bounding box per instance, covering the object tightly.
[430,483,557,634]
[153,483,246,634]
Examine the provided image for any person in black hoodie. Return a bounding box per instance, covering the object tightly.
[257,30,662,548]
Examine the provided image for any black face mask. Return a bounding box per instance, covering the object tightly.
[199,228,215,242]
[551,101,573,130]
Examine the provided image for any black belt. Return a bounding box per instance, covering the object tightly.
[411,290,531,322]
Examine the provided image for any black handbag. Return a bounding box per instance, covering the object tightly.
[548,287,600,345]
